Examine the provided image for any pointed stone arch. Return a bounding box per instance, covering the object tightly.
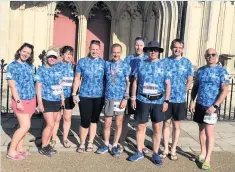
[86,1,112,60]
[116,2,144,55]
[53,1,80,62]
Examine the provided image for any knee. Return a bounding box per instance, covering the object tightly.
[63,116,71,123]
[46,122,55,130]
[91,117,99,124]
[173,125,180,131]
[115,122,122,129]
[164,121,171,128]
[55,115,62,123]
[20,123,30,132]
[104,122,112,129]
[137,124,146,132]
[81,120,90,129]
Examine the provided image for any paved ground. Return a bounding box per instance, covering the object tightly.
[1,152,235,172]
[1,115,235,171]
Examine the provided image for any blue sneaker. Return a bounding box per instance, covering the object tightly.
[97,145,109,154]
[111,146,120,157]
[152,153,163,166]
[128,151,144,162]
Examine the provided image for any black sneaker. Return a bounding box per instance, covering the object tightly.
[47,145,57,155]
[38,146,52,157]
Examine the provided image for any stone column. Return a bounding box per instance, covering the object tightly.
[109,18,116,60]
[0,1,10,62]
[77,15,87,59]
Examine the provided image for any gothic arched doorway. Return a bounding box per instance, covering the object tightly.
[53,2,79,62]
[86,2,112,60]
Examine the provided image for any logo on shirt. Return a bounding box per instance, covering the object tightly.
[210,74,217,78]
[179,66,186,71]
[156,68,164,74]
[98,66,104,70]
[55,72,61,76]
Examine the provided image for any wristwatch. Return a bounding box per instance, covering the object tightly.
[123,95,130,100]
[213,104,219,109]
[164,100,169,103]
[16,100,21,103]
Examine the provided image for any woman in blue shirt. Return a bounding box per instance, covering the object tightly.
[72,40,105,153]
[6,43,36,160]
[51,46,75,148]
[35,49,64,157]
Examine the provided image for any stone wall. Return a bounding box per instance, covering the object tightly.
[0,1,234,74]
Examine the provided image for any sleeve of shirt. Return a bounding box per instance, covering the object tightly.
[104,61,108,74]
[35,67,42,82]
[6,64,15,80]
[165,71,171,81]
[162,60,171,81]
[220,69,230,85]
[133,62,139,79]
[124,63,131,78]
[124,56,129,64]
[75,60,81,73]
[187,61,194,77]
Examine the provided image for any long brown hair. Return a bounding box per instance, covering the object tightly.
[14,43,34,65]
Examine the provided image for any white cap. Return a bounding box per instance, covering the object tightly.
[46,50,58,58]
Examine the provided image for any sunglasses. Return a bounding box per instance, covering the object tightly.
[148,48,159,52]
[47,56,57,59]
[206,53,216,57]
[91,40,100,44]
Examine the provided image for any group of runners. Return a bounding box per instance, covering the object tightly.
[6,37,229,170]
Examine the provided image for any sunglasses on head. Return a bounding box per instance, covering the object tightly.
[91,40,100,44]
[206,53,216,57]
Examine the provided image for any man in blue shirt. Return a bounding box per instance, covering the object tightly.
[190,48,229,170]
[128,41,171,166]
[97,43,130,157]
[119,37,149,153]
[160,39,194,161]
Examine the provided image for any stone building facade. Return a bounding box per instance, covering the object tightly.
[0,1,235,74]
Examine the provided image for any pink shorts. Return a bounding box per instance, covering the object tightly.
[11,97,36,115]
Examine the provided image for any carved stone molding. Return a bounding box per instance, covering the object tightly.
[55,1,79,18]
[120,11,131,21]
[149,2,160,19]
[11,1,50,11]
[88,2,112,21]
[122,1,143,20]
[10,1,22,9]
[148,11,156,20]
